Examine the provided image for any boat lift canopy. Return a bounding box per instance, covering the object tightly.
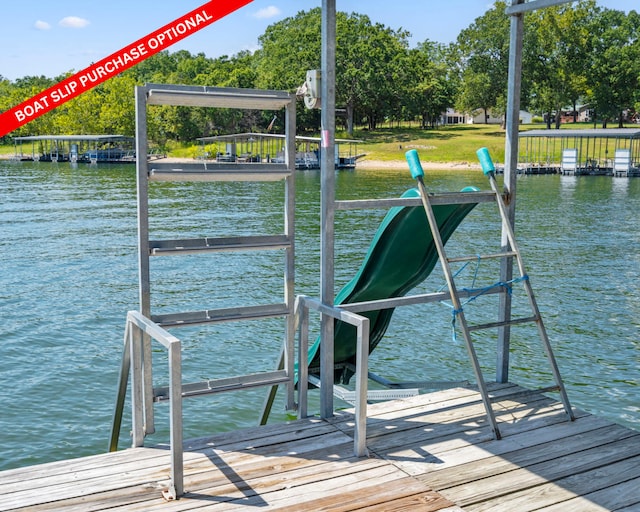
[519,128,640,173]
[13,134,134,162]
[197,132,363,168]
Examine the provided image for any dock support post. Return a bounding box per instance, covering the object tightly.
[135,85,156,432]
[319,0,337,419]
[166,334,183,499]
[497,0,525,383]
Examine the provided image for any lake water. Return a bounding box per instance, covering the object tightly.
[1,161,638,471]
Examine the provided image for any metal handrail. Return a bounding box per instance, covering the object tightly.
[110,311,184,500]
[295,295,369,457]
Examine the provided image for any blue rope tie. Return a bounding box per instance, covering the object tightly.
[445,274,530,343]
[437,258,475,293]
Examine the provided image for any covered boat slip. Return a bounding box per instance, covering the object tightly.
[12,134,138,163]
[518,128,640,176]
[196,132,363,169]
[2,384,639,511]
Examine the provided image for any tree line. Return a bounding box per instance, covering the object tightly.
[1,0,638,146]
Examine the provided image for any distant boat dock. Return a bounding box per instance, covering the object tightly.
[12,134,163,163]
[197,132,364,170]
[518,128,640,176]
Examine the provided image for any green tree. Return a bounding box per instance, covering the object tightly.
[206,52,262,135]
[526,1,595,128]
[53,86,104,134]
[455,1,511,123]
[9,75,57,136]
[215,51,257,89]
[97,74,138,135]
[405,41,457,128]
[255,8,410,133]
[456,70,495,124]
[255,8,322,132]
[131,51,180,83]
[585,7,640,127]
[337,13,410,132]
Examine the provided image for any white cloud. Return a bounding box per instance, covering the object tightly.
[254,6,281,19]
[59,16,90,28]
[34,20,51,30]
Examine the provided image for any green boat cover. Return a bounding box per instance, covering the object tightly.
[307,186,480,384]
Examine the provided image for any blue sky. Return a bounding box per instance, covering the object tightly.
[0,0,636,81]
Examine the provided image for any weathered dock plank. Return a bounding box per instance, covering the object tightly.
[1,386,638,512]
[437,432,640,506]
[467,454,640,511]
[421,423,638,490]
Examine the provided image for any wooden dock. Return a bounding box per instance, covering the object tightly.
[1,383,639,511]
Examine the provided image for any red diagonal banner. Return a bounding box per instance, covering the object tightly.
[0,0,253,137]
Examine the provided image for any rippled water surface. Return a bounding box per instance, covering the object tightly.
[1,161,638,470]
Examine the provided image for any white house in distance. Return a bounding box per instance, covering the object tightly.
[442,108,533,125]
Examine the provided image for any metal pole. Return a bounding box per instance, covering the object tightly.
[284,97,297,411]
[297,297,309,419]
[166,338,183,499]
[319,0,336,419]
[134,85,155,435]
[108,321,132,452]
[130,321,145,447]
[497,1,525,383]
[135,85,156,435]
[135,85,151,320]
[354,317,370,456]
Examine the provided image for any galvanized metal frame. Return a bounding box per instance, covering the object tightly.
[110,83,298,499]
[134,85,156,436]
[140,83,297,397]
[109,0,581,494]
[300,187,503,452]
[295,241,505,455]
[126,310,183,500]
[134,84,297,419]
[319,0,337,420]
[297,295,369,457]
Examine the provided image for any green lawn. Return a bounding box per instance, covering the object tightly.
[0,143,15,156]
[340,124,507,164]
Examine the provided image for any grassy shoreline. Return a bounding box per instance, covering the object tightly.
[340,124,506,165]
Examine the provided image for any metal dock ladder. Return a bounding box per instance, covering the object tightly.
[109,84,298,499]
[407,148,574,440]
